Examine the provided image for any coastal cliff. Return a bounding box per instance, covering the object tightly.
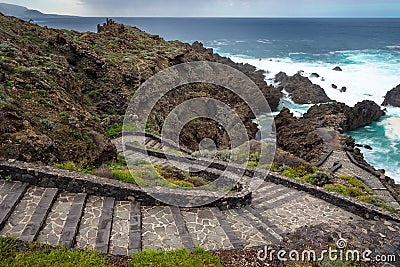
[0,15,281,165]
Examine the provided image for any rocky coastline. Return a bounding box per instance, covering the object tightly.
[0,14,398,193]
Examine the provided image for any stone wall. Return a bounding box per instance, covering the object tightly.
[0,159,251,210]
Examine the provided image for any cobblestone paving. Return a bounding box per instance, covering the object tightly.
[0,186,45,238]
[141,206,183,250]
[109,201,131,255]
[37,192,75,246]
[260,193,362,233]
[181,208,233,251]
[222,209,265,249]
[0,180,15,203]
[75,195,104,250]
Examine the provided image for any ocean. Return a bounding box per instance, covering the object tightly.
[33,17,400,183]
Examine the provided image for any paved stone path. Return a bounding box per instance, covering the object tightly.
[0,132,398,257]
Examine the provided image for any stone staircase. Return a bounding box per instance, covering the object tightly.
[0,177,363,255]
[0,131,398,256]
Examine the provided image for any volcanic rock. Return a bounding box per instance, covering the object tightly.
[275,72,331,104]
[382,84,400,107]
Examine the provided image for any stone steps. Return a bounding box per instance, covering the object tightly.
[0,175,371,256]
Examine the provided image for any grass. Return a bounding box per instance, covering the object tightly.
[0,236,222,267]
[0,236,113,267]
[130,247,222,267]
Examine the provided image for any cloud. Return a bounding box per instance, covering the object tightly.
[7,0,400,17]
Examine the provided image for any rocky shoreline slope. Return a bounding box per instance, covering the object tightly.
[0,15,281,165]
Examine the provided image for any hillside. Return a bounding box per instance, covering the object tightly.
[0,14,281,166]
[0,3,74,18]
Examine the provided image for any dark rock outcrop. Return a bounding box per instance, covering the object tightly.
[333,66,342,71]
[304,100,384,131]
[275,100,384,162]
[382,85,400,107]
[275,72,331,104]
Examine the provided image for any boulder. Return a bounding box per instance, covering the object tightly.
[340,86,347,92]
[332,84,337,89]
[382,84,400,107]
[310,73,320,78]
[275,72,331,104]
[333,66,342,71]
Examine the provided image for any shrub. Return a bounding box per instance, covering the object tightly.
[112,169,136,184]
[324,184,365,197]
[339,175,370,192]
[301,172,332,186]
[94,165,114,179]
[56,161,76,171]
[357,196,397,213]
[281,163,317,179]
[168,179,195,188]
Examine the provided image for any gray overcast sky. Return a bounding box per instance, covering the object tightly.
[4,0,400,17]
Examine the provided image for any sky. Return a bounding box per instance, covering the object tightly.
[4,0,400,17]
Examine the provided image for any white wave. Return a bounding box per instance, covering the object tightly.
[379,117,400,140]
[229,55,400,107]
[257,39,272,44]
[386,45,400,49]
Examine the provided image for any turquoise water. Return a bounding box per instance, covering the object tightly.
[347,108,400,181]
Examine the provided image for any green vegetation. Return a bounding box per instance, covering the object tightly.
[324,184,364,197]
[1,57,9,63]
[356,195,398,213]
[130,247,222,267]
[88,89,100,96]
[0,236,222,267]
[111,169,136,184]
[56,161,94,174]
[48,80,58,88]
[22,93,31,99]
[338,175,370,193]
[38,89,46,96]
[24,83,32,89]
[105,123,123,137]
[37,97,53,107]
[0,236,113,267]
